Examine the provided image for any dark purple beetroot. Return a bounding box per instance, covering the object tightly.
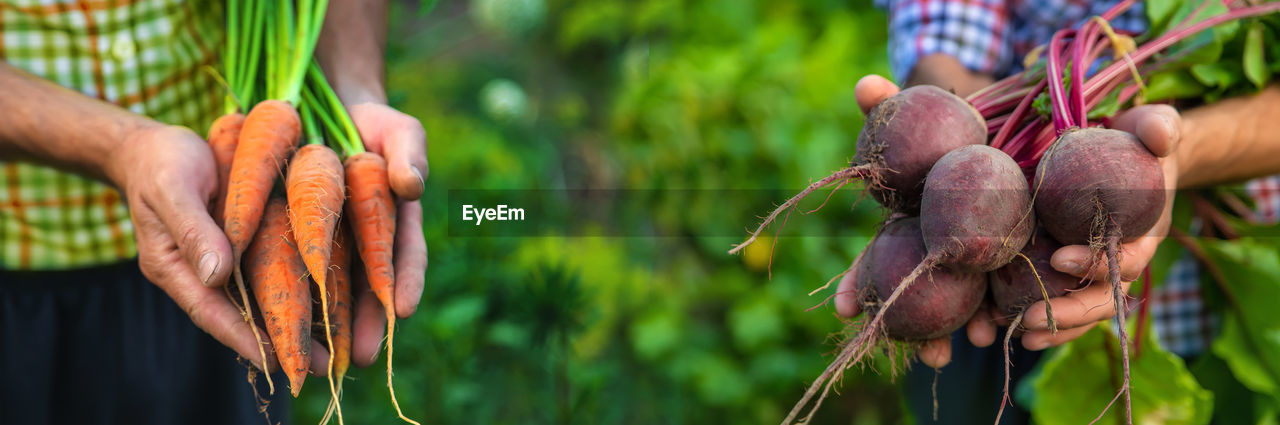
[920,145,1034,273]
[989,227,1087,317]
[1033,128,1165,245]
[858,218,987,341]
[856,85,987,213]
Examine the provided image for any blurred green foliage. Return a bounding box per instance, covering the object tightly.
[296,0,905,423]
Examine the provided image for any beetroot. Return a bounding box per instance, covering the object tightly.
[866,146,1033,341]
[1033,128,1165,245]
[920,145,1034,273]
[989,227,1086,317]
[858,218,988,340]
[729,85,985,255]
[1031,127,1166,425]
[857,85,988,213]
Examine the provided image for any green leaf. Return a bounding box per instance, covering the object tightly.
[1191,62,1244,89]
[1201,238,1280,402]
[1145,0,1180,36]
[1087,89,1123,120]
[1145,70,1209,101]
[1215,316,1280,401]
[1245,21,1269,89]
[1192,350,1280,424]
[1031,324,1213,425]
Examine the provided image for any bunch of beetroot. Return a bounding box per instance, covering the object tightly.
[729,1,1280,424]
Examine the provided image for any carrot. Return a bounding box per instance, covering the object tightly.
[245,197,312,397]
[345,151,416,424]
[224,99,302,257]
[287,143,346,422]
[208,113,245,228]
[208,111,277,394]
[318,225,353,425]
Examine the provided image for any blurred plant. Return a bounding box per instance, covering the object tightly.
[296,1,906,424]
[480,78,532,124]
[470,0,547,39]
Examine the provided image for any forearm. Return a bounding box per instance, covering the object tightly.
[0,62,160,184]
[1176,85,1280,188]
[315,0,388,105]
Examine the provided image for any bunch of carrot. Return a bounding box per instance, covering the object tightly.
[210,1,416,424]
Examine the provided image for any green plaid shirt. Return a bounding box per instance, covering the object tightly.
[0,0,223,270]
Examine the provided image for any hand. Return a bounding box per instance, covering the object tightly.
[832,75,996,368]
[107,124,269,367]
[1011,105,1181,350]
[311,102,429,372]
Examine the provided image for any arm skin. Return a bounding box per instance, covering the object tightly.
[839,54,1280,366]
[1178,85,1280,188]
[311,0,430,373]
[0,62,271,370]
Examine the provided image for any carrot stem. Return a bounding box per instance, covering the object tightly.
[307,63,364,154]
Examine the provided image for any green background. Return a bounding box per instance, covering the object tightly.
[294,1,1280,424]
[296,0,904,423]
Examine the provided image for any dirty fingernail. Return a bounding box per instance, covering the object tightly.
[198,252,219,286]
[412,166,425,192]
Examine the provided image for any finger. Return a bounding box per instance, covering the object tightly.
[1051,242,1150,282]
[966,304,997,347]
[1021,322,1098,351]
[834,258,862,318]
[351,269,387,368]
[308,339,330,377]
[359,109,428,201]
[1110,104,1180,157]
[383,121,429,201]
[1021,279,1130,331]
[133,204,275,370]
[394,201,426,318]
[855,75,901,115]
[145,182,233,288]
[918,337,952,369]
[1051,207,1171,283]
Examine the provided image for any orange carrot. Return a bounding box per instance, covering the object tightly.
[225,99,302,257]
[287,144,345,285]
[245,197,312,397]
[208,113,244,228]
[208,111,276,394]
[326,225,353,383]
[345,152,416,424]
[287,143,346,422]
[319,225,353,425]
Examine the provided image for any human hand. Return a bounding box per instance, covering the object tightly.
[309,102,429,372]
[1010,105,1181,350]
[106,124,271,368]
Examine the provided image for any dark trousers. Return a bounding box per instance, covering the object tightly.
[0,260,289,425]
[904,330,1043,425]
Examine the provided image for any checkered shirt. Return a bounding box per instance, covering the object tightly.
[878,0,1280,357]
[879,0,1148,82]
[0,0,224,270]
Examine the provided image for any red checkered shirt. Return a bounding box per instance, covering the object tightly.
[878,0,1280,357]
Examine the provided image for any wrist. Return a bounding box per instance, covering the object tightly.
[104,121,175,191]
[334,79,386,106]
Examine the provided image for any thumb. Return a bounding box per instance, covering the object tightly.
[855,75,901,115]
[147,187,234,287]
[1110,104,1180,157]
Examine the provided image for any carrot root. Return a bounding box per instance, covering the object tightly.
[245,198,312,397]
[345,152,418,424]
